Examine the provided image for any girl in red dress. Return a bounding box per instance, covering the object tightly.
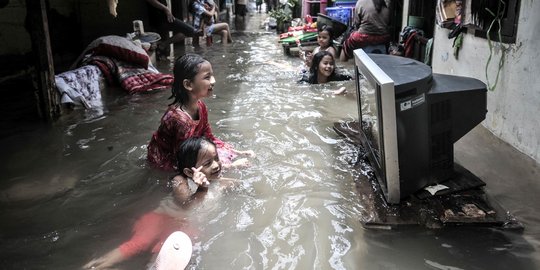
[147,53,254,171]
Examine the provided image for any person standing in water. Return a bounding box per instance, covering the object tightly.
[147,53,254,172]
[256,0,263,13]
[84,137,241,270]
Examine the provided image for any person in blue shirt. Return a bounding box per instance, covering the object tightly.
[191,0,233,45]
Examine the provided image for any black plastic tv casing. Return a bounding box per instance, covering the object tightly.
[354,49,487,204]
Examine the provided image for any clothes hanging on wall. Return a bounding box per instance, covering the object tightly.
[400,26,424,58]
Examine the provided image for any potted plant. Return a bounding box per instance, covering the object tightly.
[269,0,299,33]
[269,8,293,33]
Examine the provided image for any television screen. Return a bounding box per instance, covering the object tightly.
[353,49,487,204]
[354,49,400,203]
[359,76,381,165]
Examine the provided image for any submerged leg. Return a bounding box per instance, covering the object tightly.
[152,231,192,270]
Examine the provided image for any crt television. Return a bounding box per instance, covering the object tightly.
[354,49,487,204]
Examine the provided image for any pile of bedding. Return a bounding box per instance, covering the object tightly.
[55,35,173,108]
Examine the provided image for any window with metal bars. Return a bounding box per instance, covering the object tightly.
[470,0,520,43]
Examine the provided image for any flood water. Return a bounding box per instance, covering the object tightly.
[1,30,539,269]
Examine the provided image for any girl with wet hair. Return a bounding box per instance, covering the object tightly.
[299,51,352,95]
[147,53,254,171]
[301,51,352,84]
[176,136,218,183]
[172,136,228,203]
[84,137,237,270]
[163,136,228,205]
[303,25,337,68]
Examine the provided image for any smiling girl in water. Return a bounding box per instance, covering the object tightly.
[147,53,254,171]
[300,51,351,95]
[303,25,337,69]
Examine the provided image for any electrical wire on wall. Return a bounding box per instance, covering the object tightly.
[484,0,509,91]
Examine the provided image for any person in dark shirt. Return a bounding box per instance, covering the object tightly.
[339,0,391,61]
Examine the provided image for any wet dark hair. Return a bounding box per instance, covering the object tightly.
[169,53,208,106]
[307,51,336,84]
[176,136,216,177]
[319,25,335,42]
[373,0,387,12]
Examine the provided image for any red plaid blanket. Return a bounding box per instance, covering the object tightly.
[83,55,173,94]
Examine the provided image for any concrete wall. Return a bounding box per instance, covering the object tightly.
[0,0,147,57]
[431,1,540,162]
[77,0,149,47]
[0,1,31,55]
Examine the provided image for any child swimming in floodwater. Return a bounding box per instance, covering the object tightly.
[302,25,337,69]
[84,137,239,270]
[299,51,352,94]
[147,53,254,172]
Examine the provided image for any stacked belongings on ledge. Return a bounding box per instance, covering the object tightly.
[279,15,318,55]
[55,35,173,110]
[280,14,348,56]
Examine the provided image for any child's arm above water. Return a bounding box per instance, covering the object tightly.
[227,158,251,169]
[83,212,164,269]
[83,248,123,270]
[218,177,242,189]
[171,167,210,205]
[223,150,255,169]
[304,46,322,68]
[232,149,255,157]
[332,87,347,95]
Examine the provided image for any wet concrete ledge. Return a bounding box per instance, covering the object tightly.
[334,121,527,231]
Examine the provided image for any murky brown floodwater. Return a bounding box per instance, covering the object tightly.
[1,30,539,270]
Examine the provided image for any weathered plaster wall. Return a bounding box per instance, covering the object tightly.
[431,0,540,162]
[0,1,31,55]
[77,0,148,47]
[0,0,147,57]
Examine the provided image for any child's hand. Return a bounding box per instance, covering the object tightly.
[83,248,123,269]
[231,158,251,168]
[304,53,313,68]
[332,87,347,95]
[219,177,239,190]
[192,166,210,187]
[236,149,255,157]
